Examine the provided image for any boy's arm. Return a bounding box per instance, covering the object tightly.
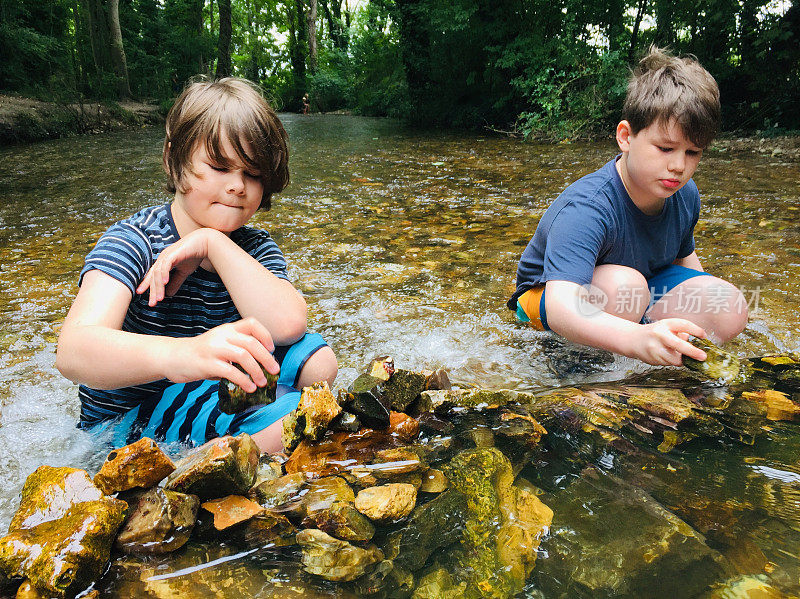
[673,251,703,271]
[137,228,307,346]
[57,269,278,391]
[544,280,707,365]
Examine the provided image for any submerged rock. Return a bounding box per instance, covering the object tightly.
[284,429,400,478]
[230,510,297,548]
[250,472,309,516]
[302,501,375,542]
[296,528,384,582]
[218,368,279,414]
[416,389,536,413]
[353,559,415,597]
[387,411,420,442]
[302,476,356,515]
[164,433,259,500]
[412,568,467,599]
[116,487,199,554]
[534,468,728,598]
[0,466,127,597]
[740,389,800,421]
[252,453,284,488]
[355,483,417,523]
[93,437,175,494]
[443,447,552,598]
[419,469,448,493]
[385,489,468,571]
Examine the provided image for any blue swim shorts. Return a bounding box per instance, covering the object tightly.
[516,264,712,331]
[95,332,328,448]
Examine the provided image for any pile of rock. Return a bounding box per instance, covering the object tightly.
[0,358,553,598]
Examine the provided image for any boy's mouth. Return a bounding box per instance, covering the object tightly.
[660,178,681,189]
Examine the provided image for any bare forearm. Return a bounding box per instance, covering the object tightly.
[207,233,307,345]
[56,325,175,389]
[546,300,641,357]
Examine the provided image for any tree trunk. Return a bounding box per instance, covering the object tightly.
[288,0,307,109]
[628,0,648,61]
[654,0,674,47]
[245,0,258,81]
[605,0,625,53]
[84,0,111,79]
[216,0,232,78]
[106,0,131,98]
[307,0,317,73]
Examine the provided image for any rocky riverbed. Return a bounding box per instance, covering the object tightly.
[1,344,800,598]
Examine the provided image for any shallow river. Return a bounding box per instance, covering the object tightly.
[0,116,799,597]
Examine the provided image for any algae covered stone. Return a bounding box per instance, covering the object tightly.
[93,437,175,494]
[443,447,553,598]
[684,338,743,384]
[383,369,428,411]
[164,433,259,500]
[296,528,384,582]
[116,487,199,554]
[218,368,279,414]
[0,466,127,597]
[301,501,375,542]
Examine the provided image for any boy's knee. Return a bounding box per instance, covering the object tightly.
[707,282,748,342]
[296,346,338,389]
[591,264,650,320]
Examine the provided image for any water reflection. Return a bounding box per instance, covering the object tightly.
[0,117,799,596]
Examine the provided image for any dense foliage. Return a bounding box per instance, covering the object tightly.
[0,0,797,137]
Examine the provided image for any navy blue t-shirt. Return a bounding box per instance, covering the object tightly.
[508,156,699,309]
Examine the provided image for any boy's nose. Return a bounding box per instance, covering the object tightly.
[669,153,686,173]
[227,172,246,194]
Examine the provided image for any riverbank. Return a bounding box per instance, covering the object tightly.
[0,94,164,146]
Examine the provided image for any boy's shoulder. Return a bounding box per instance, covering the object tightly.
[545,158,621,223]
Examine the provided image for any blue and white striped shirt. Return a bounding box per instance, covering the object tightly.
[77,203,289,428]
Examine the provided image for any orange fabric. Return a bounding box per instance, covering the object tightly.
[517,287,545,331]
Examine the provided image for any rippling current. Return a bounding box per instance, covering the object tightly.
[0,116,799,597]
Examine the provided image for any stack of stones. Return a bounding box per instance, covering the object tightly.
[0,357,554,598]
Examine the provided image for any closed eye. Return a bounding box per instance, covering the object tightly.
[657,146,672,152]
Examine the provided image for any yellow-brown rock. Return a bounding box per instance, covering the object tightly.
[298,381,342,441]
[388,412,420,442]
[0,466,127,598]
[355,483,417,523]
[368,356,395,381]
[296,528,384,582]
[301,501,375,542]
[251,472,308,517]
[201,495,264,530]
[284,429,400,478]
[371,447,427,479]
[419,469,448,493]
[116,487,199,554]
[302,476,355,515]
[93,437,175,495]
[164,433,259,500]
[741,389,800,421]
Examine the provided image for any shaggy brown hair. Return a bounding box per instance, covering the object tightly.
[623,47,721,148]
[163,77,289,210]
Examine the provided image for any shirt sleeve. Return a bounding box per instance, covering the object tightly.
[541,200,612,287]
[240,229,290,281]
[79,222,153,293]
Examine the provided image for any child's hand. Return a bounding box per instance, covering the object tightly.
[629,319,708,366]
[137,228,221,306]
[167,317,279,392]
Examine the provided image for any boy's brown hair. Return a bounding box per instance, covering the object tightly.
[622,46,720,148]
[163,77,289,210]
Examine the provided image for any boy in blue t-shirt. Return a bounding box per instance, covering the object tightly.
[509,48,747,366]
[56,78,338,452]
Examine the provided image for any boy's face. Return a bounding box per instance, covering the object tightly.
[616,119,703,209]
[172,132,264,235]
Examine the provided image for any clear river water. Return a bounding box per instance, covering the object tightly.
[0,116,799,597]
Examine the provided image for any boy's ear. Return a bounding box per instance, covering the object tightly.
[616,120,633,152]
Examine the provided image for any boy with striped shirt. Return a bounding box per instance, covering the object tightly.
[57,78,337,452]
